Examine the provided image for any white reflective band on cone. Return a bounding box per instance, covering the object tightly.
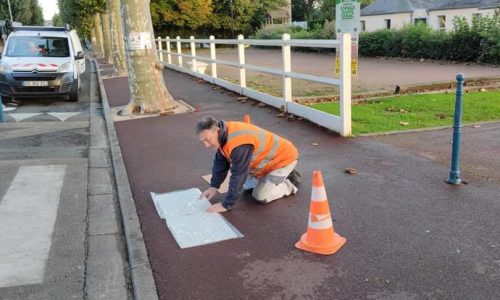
[308,214,333,229]
[311,186,327,202]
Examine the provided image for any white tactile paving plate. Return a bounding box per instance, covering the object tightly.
[150,188,243,249]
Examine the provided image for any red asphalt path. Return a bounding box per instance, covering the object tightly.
[103,68,500,299]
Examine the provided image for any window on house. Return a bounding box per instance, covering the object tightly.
[438,15,446,30]
[361,20,366,31]
[414,18,427,25]
[385,19,391,29]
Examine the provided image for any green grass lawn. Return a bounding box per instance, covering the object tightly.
[311,90,500,135]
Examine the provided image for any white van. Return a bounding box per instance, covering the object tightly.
[0,25,85,102]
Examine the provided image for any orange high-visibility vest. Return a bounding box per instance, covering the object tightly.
[220,121,298,178]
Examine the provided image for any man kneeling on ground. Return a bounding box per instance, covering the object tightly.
[197,116,301,213]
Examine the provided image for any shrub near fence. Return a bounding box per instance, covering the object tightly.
[251,21,336,52]
[253,15,499,64]
[360,15,500,64]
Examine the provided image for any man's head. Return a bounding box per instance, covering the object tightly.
[196,117,220,150]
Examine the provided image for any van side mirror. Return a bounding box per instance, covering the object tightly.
[75,51,84,60]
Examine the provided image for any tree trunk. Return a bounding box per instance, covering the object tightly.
[90,30,98,54]
[93,13,104,58]
[122,0,177,114]
[108,0,127,75]
[100,12,113,64]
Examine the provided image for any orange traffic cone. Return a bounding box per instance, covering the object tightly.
[244,114,251,124]
[295,170,346,255]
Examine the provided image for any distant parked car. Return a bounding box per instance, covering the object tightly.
[0,25,85,102]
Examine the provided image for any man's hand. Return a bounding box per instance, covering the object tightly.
[206,203,227,213]
[200,187,217,200]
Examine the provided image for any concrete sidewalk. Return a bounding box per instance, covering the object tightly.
[101,67,500,299]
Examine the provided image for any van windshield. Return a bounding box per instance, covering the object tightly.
[5,36,70,57]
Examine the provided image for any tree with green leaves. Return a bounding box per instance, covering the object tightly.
[58,0,103,38]
[292,0,309,21]
[293,0,373,24]
[152,0,285,38]
[151,0,212,30]
[0,0,43,25]
[52,13,64,26]
[30,0,44,25]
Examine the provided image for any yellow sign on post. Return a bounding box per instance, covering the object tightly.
[335,57,358,76]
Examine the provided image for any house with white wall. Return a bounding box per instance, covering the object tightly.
[360,0,500,32]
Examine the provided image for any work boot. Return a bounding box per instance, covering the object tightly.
[287,169,302,187]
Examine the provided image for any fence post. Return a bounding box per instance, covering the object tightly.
[237,34,246,90]
[166,36,172,64]
[339,33,352,137]
[447,73,465,185]
[158,37,163,62]
[282,33,292,112]
[210,35,217,78]
[190,36,197,73]
[176,36,183,67]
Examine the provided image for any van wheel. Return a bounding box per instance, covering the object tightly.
[69,90,79,102]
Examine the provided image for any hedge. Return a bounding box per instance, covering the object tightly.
[360,15,500,64]
[250,15,499,64]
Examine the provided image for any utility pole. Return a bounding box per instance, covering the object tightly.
[7,0,13,21]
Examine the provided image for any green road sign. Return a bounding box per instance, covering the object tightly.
[335,0,361,34]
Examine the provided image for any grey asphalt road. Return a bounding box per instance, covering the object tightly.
[0,60,131,299]
[107,68,500,299]
[0,67,90,299]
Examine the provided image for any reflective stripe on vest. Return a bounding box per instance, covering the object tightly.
[227,129,267,167]
[255,134,280,172]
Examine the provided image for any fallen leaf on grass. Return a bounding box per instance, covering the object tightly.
[436,113,447,119]
[344,168,357,175]
[399,121,410,126]
[400,109,408,113]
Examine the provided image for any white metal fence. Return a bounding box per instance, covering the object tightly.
[155,33,352,137]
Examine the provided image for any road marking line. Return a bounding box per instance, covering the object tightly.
[46,112,82,121]
[0,165,66,288]
[7,113,43,122]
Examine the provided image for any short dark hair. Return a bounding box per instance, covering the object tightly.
[195,116,219,134]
